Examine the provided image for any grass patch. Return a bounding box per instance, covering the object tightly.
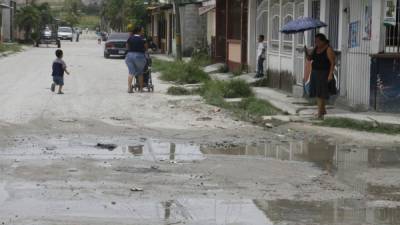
[0,43,22,53]
[318,118,400,135]
[218,64,229,73]
[201,79,254,99]
[153,59,210,84]
[190,51,212,67]
[200,80,279,121]
[252,77,269,87]
[167,86,199,95]
[238,97,279,117]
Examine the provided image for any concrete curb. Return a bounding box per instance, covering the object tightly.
[325,113,400,126]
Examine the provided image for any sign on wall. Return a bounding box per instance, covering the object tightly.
[349,21,360,48]
[384,0,397,26]
[363,0,372,40]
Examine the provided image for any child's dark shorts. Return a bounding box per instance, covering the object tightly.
[53,76,64,86]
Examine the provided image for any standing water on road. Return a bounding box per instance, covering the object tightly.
[122,138,400,225]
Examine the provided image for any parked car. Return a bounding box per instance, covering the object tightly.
[36,24,61,48]
[58,27,73,41]
[104,32,130,58]
[43,26,52,38]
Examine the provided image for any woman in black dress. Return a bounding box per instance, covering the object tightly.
[308,33,336,119]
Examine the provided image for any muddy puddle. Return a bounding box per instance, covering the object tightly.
[116,138,400,225]
[3,138,400,224]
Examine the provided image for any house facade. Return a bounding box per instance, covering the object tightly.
[146,0,399,112]
[246,0,399,111]
[146,0,207,57]
[0,0,16,42]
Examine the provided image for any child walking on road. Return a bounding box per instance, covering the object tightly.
[51,49,70,94]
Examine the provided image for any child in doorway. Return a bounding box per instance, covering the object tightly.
[51,49,70,94]
[255,35,266,78]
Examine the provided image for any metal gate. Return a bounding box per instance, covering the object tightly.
[256,0,269,38]
[256,0,269,73]
[293,0,305,85]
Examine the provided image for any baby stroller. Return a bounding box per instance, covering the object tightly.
[133,52,154,92]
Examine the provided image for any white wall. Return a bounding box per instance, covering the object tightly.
[247,0,257,72]
[341,0,380,108]
[206,9,216,46]
[1,0,11,41]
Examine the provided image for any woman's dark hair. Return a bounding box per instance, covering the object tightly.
[55,49,63,58]
[315,33,330,45]
[133,25,144,34]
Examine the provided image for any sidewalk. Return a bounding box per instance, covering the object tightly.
[152,55,400,127]
[209,67,400,126]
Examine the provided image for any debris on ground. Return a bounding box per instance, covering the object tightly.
[96,143,118,151]
[110,116,129,121]
[58,118,78,123]
[196,117,212,121]
[130,187,144,192]
[45,146,57,151]
[265,123,274,128]
[213,108,221,113]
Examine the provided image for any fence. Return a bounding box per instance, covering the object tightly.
[384,0,400,53]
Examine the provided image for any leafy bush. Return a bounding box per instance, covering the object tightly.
[190,51,211,67]
[218,64,229,73]
[154,59,210,84]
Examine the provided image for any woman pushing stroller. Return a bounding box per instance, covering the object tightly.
[125,25,148,93]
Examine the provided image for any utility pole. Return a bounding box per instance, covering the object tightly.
[173,0,182,60]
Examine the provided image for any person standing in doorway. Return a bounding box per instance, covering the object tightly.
[255,35,266,78]
[308,33,336,119]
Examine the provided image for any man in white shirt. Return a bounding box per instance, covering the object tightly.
[255,35,266,78]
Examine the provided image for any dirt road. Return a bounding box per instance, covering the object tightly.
[1,40,400,225]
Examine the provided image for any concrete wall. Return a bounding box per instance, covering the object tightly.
[1,0,11,41]
[206,9,215,46]
[247,0,257,72]
[180,4,207,56]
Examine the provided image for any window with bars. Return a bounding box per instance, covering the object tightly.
[270,1,280,50]
[295,2,304,46]
[256,0,269,38]
[310,0,320,45]
[328,0,340,50]
[282,1,294,52]
[385,0,400,53]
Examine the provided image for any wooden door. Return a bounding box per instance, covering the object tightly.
[215,0,227,62]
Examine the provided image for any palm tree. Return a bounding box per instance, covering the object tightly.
[16,5,40,41]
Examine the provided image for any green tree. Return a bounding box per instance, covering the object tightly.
[16,3,55,41]
[16,5,40,40]
[37,3,54,26]
[100,0,146,31]
[63,0,82,26]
